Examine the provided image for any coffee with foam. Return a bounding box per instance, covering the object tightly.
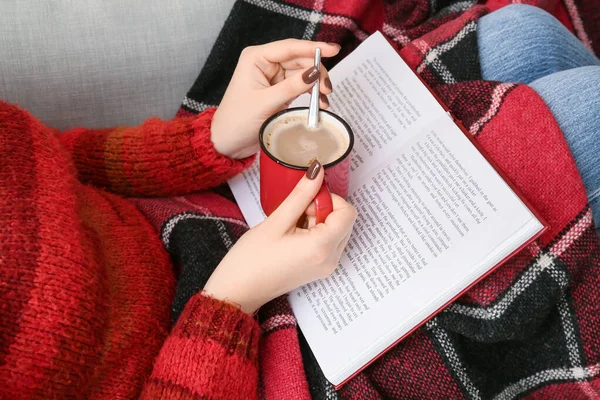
[264,115,349,167]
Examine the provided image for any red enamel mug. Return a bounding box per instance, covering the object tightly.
[259,107,354,224]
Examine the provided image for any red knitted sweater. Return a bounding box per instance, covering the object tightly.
[0,101,259,399]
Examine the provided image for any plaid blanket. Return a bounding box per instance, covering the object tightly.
[137,0,600,398]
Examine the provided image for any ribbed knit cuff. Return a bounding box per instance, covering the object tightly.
[177,292,260,364]
[190,108,255,178]
[140,293,260,399]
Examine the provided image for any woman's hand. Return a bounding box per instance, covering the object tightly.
[210,39,341,159]
[204,161,357,314]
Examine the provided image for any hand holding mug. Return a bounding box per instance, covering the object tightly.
[210,39,341,160]
[260,108,354,224]
[204,163,357,314]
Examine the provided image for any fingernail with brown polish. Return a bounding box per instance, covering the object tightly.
[324,77,332,91]
[306,159,321,180]
[302,67,320,84]
[320,94,329,107]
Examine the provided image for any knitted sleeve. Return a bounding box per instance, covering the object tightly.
[140,293,260,399]
[57,108,254,197]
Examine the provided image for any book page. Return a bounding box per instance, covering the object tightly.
[228,162,264,228]
[317,35,448,187]
[284,32,541,384]
[289,114,540,382]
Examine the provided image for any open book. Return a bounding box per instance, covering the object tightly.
[228,31,546,388]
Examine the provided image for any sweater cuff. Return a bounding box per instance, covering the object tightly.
[176,292,260,364]
[190,108,255,178]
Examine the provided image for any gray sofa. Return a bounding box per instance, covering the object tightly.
[0,0,235,130]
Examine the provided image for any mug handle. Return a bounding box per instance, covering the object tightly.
[314,182,334,224]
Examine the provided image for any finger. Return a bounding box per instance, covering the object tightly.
[328,229,353,272]
[270,160,325,231]
[270,66,286,85]
[279,57,315,70]
[321,74,333,95]
[284,64,332,94]
[329,233,351,269]
[263,66,321,110]
[305,202,317,216]
[320,94,330,109]
[305,215,317,229]
[327,196,357,238]
[255,39,341,64]
[300,202,317,230]
[336,230,352,253]
[313,194,357,241]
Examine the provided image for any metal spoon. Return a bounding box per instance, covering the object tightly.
[307,47,321,129]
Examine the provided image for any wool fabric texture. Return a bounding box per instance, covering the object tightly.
[0,106,258,399]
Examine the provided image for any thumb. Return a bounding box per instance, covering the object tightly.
[264,66,320,109]
[270,160,324,230]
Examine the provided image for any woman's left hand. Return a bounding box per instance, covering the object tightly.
[203,162,357,314]
[210,39,341,159]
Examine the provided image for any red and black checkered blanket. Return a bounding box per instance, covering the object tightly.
[136,0,600,398]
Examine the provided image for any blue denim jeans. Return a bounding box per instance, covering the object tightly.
[478,4,600,233]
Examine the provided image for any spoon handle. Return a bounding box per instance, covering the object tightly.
[307,47,321,129]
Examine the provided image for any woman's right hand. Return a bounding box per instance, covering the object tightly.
[204,161,357,314]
